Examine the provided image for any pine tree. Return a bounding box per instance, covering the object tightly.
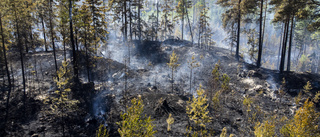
[48,0,59,74]
[9,0,32,103]
[167,51,180,93]
[44,61,79,136]
[188,55,200,94]
[217,0,242,60]
[117,97,156,137]
[0,0,13,127]
[198,6,214,49]
[160,0,174,40]
[186,84,213,136]
[57,0,70,61]
[175,0,192,41]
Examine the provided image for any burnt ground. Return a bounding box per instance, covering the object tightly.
[1,40,320,137]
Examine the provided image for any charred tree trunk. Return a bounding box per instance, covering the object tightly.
[41,16,48,52]
[1,13,12,127]
[190,68,192,94]
[156,2,159,41]
[124,0,127,41]
[236,0,241,61]
[262,0,268,47]
[181,0,185,40]
[49,0,58,76]
[138,0,141,41]
[129,1,133,41]
[85,28,90,82]
[186,5,193,44]
[257,0,263,67]
[15,9,27,103]
[277,24,283,70]
[280,18,290,73]
[63,34,66,61]
[287,16,294,71]
[69,0,79,83]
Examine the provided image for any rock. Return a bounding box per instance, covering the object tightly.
[236,118,242,122]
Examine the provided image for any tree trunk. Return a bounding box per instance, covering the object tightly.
[14,9,26,102]
[29,25,34,50]
[262,0,268,47]
[124,0,127,41]
[277,24,283,70]
[172,68,174,93]
[49,0,58,76]
[69,0,79,82]
[186,5,193,44]
[190,68,192,94]
[63,35,66,61]
[130,1,133,41]
[181,0,185,40]
[156,2,159,41]
[1,13,12,127]
[41,16,48,52]
[287,16,294,71]
[257,0,263,67]
[85,28,90,82]
[280,18,290,73]
[138,0,141,41]
[236,0,241,60]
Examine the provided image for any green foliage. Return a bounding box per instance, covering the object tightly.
[212,90,222,111]
[188,55,200,94]
[166,113,174,131]
[313,91,320,103]
[245,29,259,61]
[220,127,227,137]
[243,96,253,113]
[254,118,276,137]
[281,99,320,137]
[44,61,79,116]
[221,74,230,91]
[198,6,215,48]
[43,61,79,136]
[160,0,174,40]
[298,54,311,72]
[96,124,109,137]
[303,81,312,94]
[167,51,180,93]
[188,55,200,70]
[186,84,212,127]
[167,51,180,70]
[186,84,213,137]
[117,97,156,137]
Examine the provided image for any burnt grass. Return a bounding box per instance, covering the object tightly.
[1,40,320,136]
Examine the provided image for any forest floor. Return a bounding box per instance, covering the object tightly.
[1,40,320,137]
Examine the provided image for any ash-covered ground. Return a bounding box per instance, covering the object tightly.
[1,40,320,136]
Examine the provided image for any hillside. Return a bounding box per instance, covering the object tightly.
[1,41,320,136]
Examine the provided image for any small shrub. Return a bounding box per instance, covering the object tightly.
[281,99,320,137]
[166,113,174,131]
[117,97,156,137]
[96,124,109,137]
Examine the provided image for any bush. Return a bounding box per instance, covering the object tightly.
[117,97,156,137]
[281,99,320,137]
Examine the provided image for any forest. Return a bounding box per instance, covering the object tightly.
[0,0,320,136]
